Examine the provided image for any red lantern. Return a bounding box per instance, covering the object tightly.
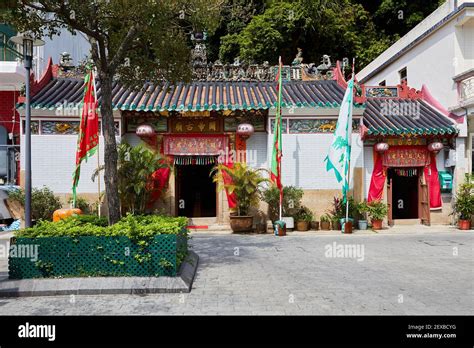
[374,142,389,153]
[136,124,156,138]
[236,123,254,139]
[428,142,443,153]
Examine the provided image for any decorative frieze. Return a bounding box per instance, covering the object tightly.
[41,121,80,135]
[270,118,360,134]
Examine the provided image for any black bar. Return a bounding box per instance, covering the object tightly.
[0,315,472,346]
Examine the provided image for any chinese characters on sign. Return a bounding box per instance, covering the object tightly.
[170,118,221,133]
[382,146,430,167]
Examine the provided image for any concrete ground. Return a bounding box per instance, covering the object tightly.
[0,226,472,315]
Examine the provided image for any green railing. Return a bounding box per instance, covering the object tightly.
[0,43,22,61]
[0,31,22,62]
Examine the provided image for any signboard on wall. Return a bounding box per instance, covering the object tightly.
[170,118,221,133]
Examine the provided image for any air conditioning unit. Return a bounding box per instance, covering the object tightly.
[445,149,456,167]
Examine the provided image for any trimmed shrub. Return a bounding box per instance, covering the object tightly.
[8,186,62,221]
[15,214,188,239]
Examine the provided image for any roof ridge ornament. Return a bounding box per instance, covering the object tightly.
[192,47,335,82]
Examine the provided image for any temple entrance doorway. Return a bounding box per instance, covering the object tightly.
[388,168,419,220]
[175,160,217,217]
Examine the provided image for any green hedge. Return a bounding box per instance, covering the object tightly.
[10,215,190,279]
[15,214,188,239]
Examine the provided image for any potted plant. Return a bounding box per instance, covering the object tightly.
[364,200,388,230]
[451,175,474,230]
[295,206,313,231]
[310,220,320,230]
[212,163,268,232]
[357,201,369,230]
[320,214,331,230]
[328,196,358,231]
[262,185,303,223]
[331,215,341,230]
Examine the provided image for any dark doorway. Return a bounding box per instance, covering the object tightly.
[388,168,419,219]
[176,164,216,217]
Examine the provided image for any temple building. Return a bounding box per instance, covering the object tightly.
[357,0,473,197]
[11,38,464,226]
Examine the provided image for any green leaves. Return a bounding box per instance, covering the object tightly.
[261,185,304,222]
[452,175,474,220]
[8,186,62,222]
[212,163,269,216]
[117,143,167,215]
[15,214,188,239]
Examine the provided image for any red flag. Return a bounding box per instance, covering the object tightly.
[72,70,99,205]
[271,57,283,214]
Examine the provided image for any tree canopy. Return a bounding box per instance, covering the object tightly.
[2,0,221,224]
[207,0,444,70]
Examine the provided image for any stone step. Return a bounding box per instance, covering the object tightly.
[187,224,233,233]
[187,217,217,226]
[392,219,421,226]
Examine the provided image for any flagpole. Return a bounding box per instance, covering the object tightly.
[345,59,356,223]
[278,56,283,221]
[92,68,101,217]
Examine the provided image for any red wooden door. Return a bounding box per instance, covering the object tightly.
[387,178,393,226]
[419,173,430,226]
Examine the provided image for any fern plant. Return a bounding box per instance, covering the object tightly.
[211,162,269,216]
[92,143,168,215]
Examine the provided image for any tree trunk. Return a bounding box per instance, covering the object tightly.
[99,73,121,224]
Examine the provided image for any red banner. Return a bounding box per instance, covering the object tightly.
[424,153,442,209]
[368,152,386,202]
[382,146,430,167]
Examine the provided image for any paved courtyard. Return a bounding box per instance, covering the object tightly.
[0,228,472,315]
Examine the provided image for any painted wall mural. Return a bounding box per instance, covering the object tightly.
[224,116,265,132]
[28,120,120,135]
[365,86,398,98]
[41,121,80,135]
[126,116,168,133]
[270,118,360,134]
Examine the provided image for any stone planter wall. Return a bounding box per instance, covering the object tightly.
[9,231,188,279]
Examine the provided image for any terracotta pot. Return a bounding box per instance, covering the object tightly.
[274,221,286,236]
[229,215,253,232]
[340,219,353,234]
[331,221,341,230]
[310,221,320,230]
[320,221,330,230]
[371,219,383,230]
[296,221,309,231]
[458,219,471,230]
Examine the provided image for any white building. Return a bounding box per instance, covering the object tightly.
[0,23,90,184]
[357,0,474,180]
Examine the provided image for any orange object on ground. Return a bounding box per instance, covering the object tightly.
[53,208,82,222]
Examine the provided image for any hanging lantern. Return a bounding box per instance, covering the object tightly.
[374,142,389,153]
[236,123,254,139]
[136,124,156,138]
[428,142,443,153]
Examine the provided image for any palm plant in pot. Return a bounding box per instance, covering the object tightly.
[451,175,474,230]
[262,185,303,229]
[356,201,369,230]
[329,196,357,231]
[295,206,313,231]
[212,163,268,232]
[320,214,331,230]
[364,200,388,230]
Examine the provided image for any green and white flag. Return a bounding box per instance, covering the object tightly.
[324,77,354,203]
